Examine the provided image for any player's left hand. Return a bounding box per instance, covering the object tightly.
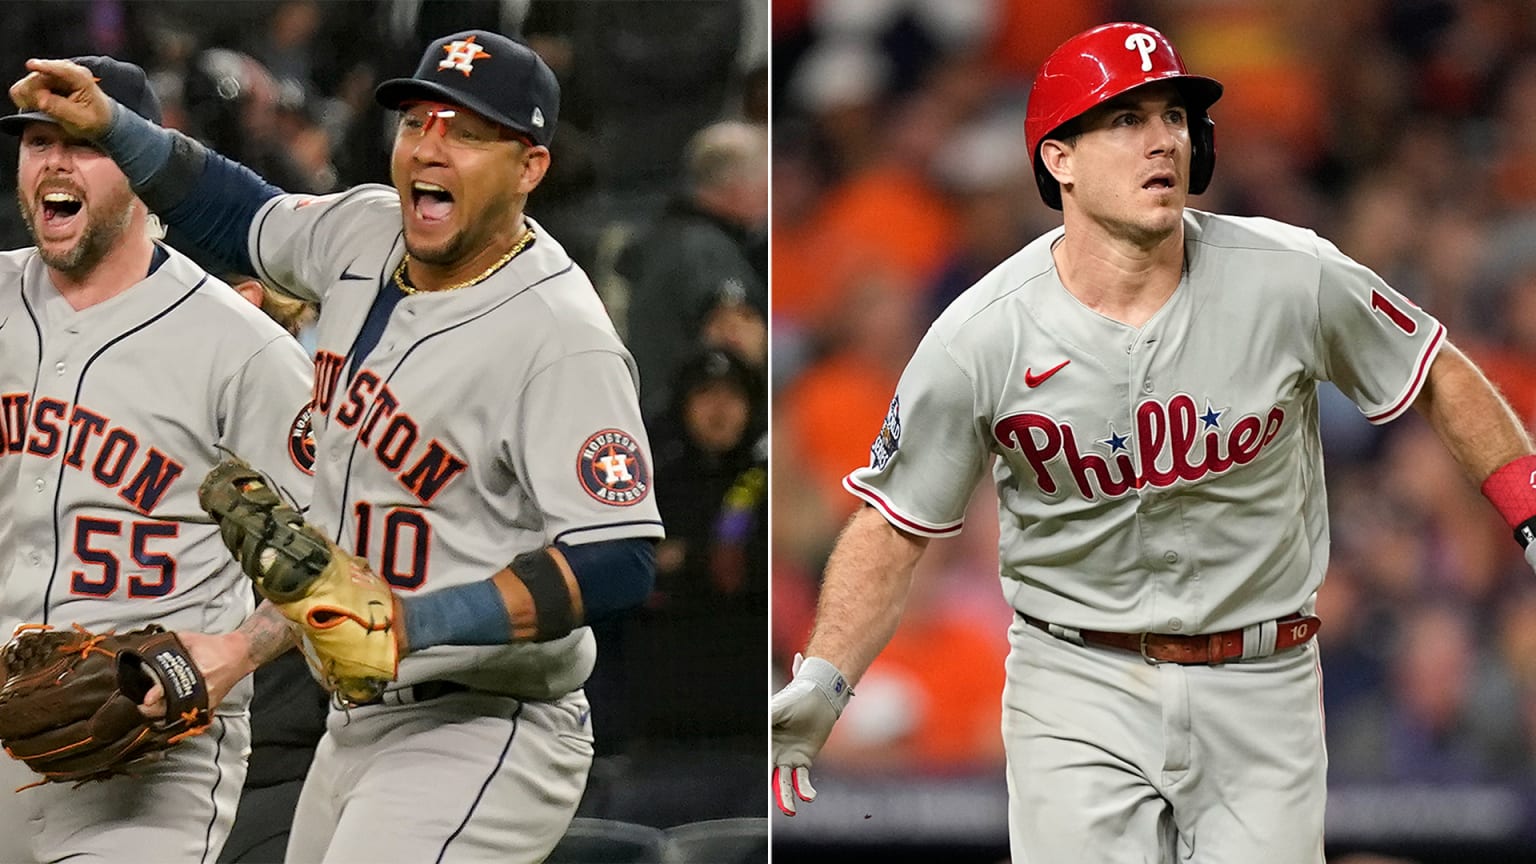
[8,58,115,140]
[771,653,853,816]
[137,630,255,720]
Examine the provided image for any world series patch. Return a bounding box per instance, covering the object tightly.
[577,429,651,506]
[288,403,316,475]
[870,395,901,469]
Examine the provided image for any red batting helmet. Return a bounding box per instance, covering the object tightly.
[1026,22,1223,210]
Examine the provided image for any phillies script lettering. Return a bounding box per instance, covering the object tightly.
[993,394,1284,500]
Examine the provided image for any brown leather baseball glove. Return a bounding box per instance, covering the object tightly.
[0,624,211,786]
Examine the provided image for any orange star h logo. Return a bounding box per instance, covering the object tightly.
[438,36,491,76]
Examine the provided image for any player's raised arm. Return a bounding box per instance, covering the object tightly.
[9,57,285,277]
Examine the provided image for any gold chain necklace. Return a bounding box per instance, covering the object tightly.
[392,227,536,295]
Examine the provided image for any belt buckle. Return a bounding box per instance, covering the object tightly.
[1139,632,1162,665]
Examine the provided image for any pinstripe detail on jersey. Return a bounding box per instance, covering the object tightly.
[843,474,964,538]
[436,700,524,862]
[39,277,207,623]
[198,718,230,864]
[20,280,44,404]
[332,235,407,400]
[333,262,577,541]
[250,191,361,297]
[1363,322,1445,425]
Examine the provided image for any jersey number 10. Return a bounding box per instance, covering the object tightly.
[352,502,430,589]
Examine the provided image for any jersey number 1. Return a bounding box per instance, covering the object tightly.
[353,502,430,589]
[1370,289,1418,335]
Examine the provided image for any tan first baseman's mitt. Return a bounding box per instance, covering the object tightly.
[197,456,399,704]
[0,624,210,785]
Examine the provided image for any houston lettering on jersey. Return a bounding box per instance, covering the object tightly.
[993,393,1284,500]
[313,350,467,504]
[0,392,185,514]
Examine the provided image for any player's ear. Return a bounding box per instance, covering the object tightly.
[515,145,550,195]
[228,278,266,309]
[1039,139,1074,191]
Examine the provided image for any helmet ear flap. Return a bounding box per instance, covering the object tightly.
[1188,113,1216,196]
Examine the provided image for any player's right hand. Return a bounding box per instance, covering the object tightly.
[9,58,115,139]
[770,653,853,816]
[136,629,259,720]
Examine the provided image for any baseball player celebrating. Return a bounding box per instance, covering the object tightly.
[10,30,662,863]
[0,57,315,862]
[772,21,1536,863]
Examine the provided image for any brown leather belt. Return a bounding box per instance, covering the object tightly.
[1019,612,1321,665]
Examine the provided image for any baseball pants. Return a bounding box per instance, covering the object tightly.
[288,689,594,863]
[0,714,249,863]
[1002,615,1326,863]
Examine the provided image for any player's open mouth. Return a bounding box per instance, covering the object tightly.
[411,182,454,223]
[40,191,83,226]
[1142,174,1175,191]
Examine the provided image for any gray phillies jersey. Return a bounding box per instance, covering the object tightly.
[249,186,665,699]
[0,244,315,708]
[847,209,1444,635]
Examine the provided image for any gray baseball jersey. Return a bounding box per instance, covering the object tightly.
[0,244,315,682]
[845,209,1440,862]
[245,186,662,861]
[0,242,313,862]
[846,208,1443,633]
[248,186,664,697]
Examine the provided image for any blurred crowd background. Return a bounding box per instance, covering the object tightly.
[0,0,768,836]
[773,0,1536,860]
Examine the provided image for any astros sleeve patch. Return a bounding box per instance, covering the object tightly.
[288,403,317,475]
[576,428,651,506]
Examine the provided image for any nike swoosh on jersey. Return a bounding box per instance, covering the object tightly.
[1024,360,1070,388]
[339,270,371,281]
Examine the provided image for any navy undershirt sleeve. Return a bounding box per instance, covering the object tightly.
[557,537,656,623]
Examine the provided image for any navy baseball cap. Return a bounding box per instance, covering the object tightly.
[375,30,558,147]
[1,55,162,135]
